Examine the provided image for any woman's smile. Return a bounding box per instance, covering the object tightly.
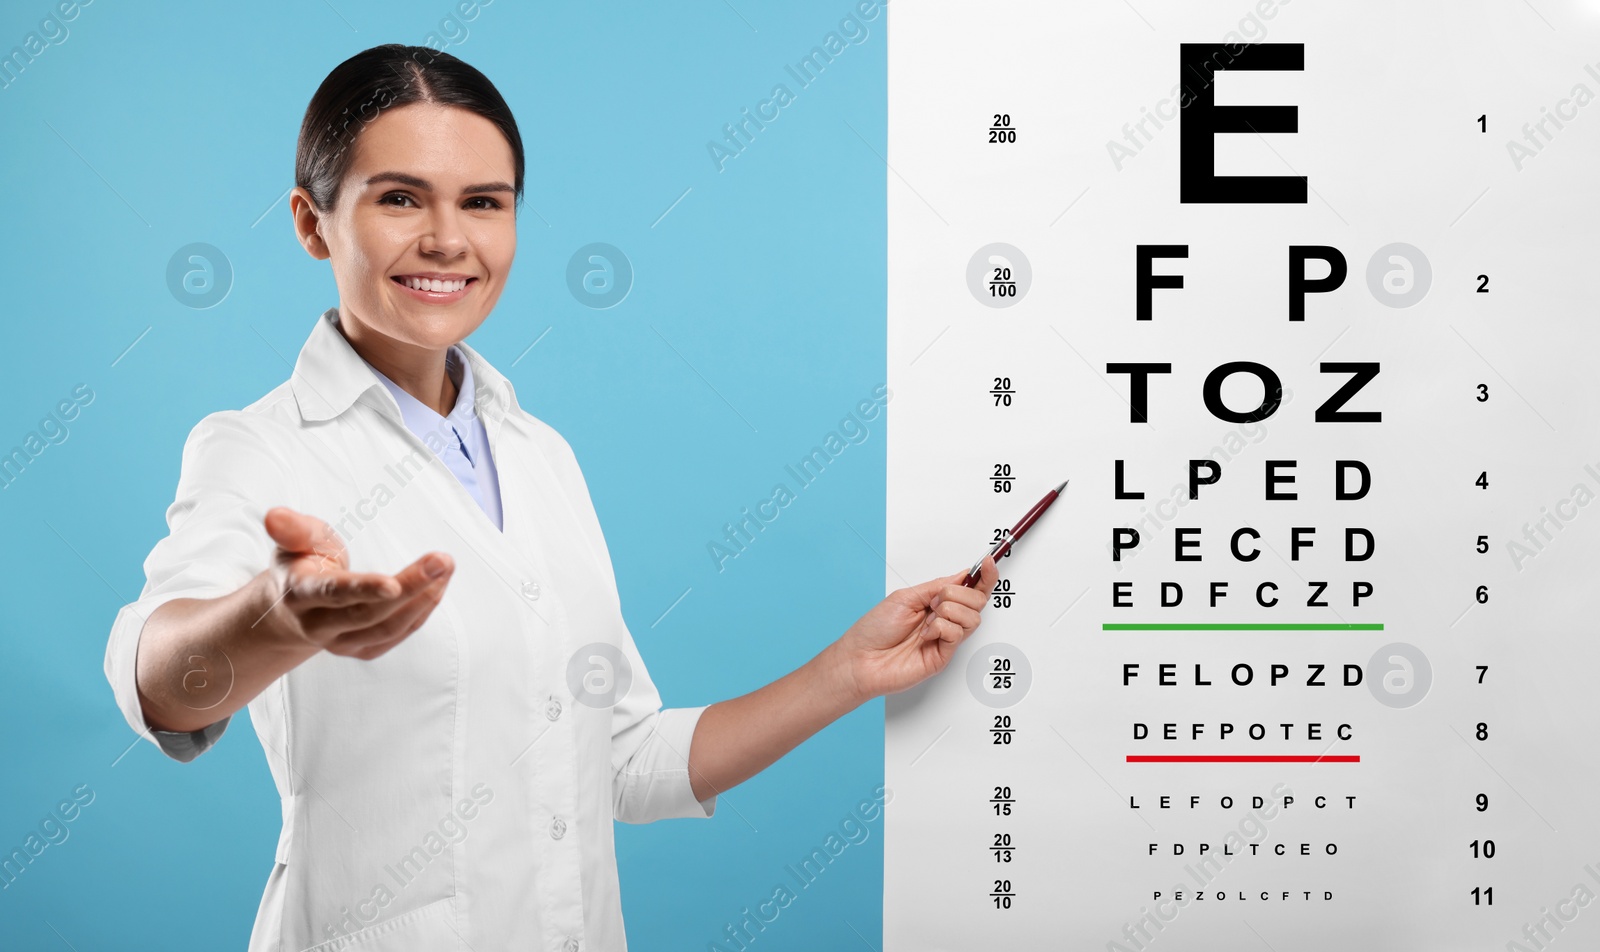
[390,272,478,304]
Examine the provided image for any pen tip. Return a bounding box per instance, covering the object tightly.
[1055,479,1069,494]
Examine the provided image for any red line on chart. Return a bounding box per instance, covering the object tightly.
[1126,755,1361,763]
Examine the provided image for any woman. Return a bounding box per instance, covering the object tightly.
[103,43,998,951]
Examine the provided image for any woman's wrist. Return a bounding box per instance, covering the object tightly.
[244,570,322,658]
[814,638,870,712]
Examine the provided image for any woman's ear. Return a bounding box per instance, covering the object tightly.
[288,187,330,261]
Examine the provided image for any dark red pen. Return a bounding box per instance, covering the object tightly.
[960,479,1069,587]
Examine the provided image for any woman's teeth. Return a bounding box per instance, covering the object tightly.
[399,277,468,292]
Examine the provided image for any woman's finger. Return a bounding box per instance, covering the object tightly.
[978,554,1000,595]
[265,507,348,564]
[327,580,449,657]
[920,613,955,643]
[938,582,988,613]
[284,567,402,610]
[298,568,445,640]
[389,552,454,597]
[935,600,982,632]
[282,550,451,619]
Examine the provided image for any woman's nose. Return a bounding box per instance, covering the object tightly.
[419,207,468,257]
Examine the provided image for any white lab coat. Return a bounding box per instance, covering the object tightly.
[104,308,716,952]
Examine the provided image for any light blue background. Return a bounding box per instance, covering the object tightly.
[0,1,889,948]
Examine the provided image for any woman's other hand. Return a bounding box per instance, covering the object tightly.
[832,554,1000,704]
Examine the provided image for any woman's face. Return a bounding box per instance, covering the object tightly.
[291,101,517,351]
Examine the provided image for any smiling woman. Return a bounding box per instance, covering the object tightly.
[290,45,521,415]
[104,42,998,952]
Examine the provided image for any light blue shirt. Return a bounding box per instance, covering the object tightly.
[366,344,504,531]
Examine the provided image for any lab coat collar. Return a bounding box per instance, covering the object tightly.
[290,307,517,439]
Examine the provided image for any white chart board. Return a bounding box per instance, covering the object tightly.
[885,2,1600,949]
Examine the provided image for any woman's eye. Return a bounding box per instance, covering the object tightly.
[378,193,502,210]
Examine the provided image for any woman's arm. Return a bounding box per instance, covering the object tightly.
[135,507,456,735]
[684,556,999,802]
[137,571,320,733]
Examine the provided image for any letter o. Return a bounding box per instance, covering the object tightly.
[1203,361,1284,423]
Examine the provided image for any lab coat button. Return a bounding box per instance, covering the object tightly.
[562,938,580,952]
[545,699,562,721]
[521,580,541,600]
[549,817,566,840]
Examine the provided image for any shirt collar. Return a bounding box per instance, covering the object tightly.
[290,307,517,435]
[369,343,477,437]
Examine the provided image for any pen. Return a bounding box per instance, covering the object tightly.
[959,479,1069,588]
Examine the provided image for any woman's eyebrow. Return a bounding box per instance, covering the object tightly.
[365,171,515,195]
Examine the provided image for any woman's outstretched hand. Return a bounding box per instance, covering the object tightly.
[831,554,1001,704]
[260,506,455,661]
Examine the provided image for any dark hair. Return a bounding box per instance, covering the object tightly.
[295,44,524,212]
